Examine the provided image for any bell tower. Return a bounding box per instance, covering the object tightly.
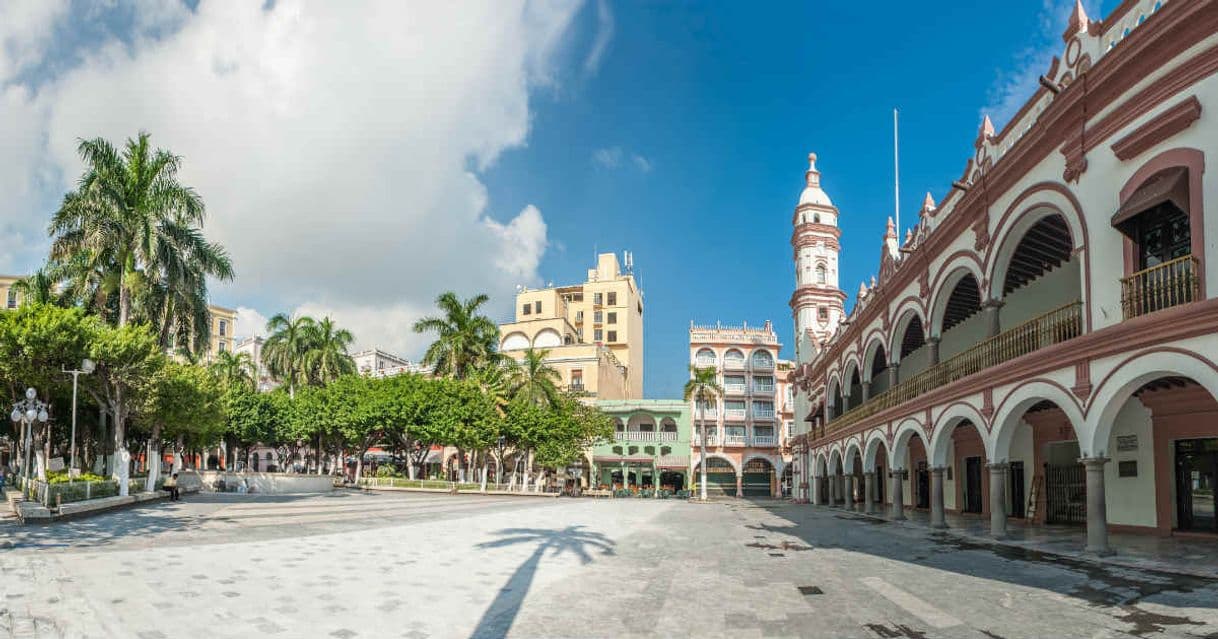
[789,153,846,360]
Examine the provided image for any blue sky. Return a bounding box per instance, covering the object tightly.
[483,0,1106,398]
[0,0,1104,399]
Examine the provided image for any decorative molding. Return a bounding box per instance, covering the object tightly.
[1111,95,1203,161]
[981,388,995,421]
[1072,360,1093,401]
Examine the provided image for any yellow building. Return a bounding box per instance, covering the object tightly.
[499,252,644,399]
[207,304,237,360]
[0,275,22,310]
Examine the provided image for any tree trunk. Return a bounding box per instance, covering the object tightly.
[114,395,129,497]
[118,273,131,327]
[480,453,488,493]
[316,434,324,475]
[172,434,184,474]
[145,424,163,493]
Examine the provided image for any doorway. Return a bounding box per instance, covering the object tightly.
[964,457,983,513]
[1175,438,1217,532]
[1009,462,1026,519]
[915,462,930,509]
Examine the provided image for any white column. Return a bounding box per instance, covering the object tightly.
[864,471,876,514]
[1082,457,1113,555]
[842,474,854,510]
[988,462,1009,539]
[890,469,906,520]
[930,466,947,529]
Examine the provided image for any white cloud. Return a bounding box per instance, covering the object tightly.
[592,146,652,173]
[234,306,269,341]
[0,0,586,358]
[982,0,1102,129]
[583,0,614,75]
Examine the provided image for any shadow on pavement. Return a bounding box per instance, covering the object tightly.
[470,525,616,639]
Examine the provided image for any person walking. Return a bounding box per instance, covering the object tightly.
[163,472,180,501]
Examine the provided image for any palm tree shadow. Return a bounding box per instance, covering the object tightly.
[470,525,616,639]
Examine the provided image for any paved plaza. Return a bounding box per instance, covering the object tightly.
[2,492,1217,638]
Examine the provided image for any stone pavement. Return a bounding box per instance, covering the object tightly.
[1,492,1216,638]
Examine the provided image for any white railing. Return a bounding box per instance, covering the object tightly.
[724,408,747,420]
[751,359,774,370]
[752,435,776,446]
[615,431,676,442]
[724,358,746,370]
[724,383,747,394]
[752,384,775,394]
[695,357,717,367]
[724,434,746,445]
[753,409,775,419]
[699,434,720,446]
[695,409,718,419]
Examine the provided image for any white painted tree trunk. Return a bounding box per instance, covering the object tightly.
[146,441,161,493]
[172,434,184,474]
[480,458,488,493]
[116,448,131,497]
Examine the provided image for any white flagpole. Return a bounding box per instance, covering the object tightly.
[893,108,900,236]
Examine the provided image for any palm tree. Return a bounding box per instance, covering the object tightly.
[48,132,232,333]
[412,291,500,380]
[509,348,561,407]
[470,363,512,489]
[684,365,723,502]
[263,313,317,398]
[11,268,61,306]
[305,316,356,385]
[210,350,257,390]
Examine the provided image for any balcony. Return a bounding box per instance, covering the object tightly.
[695,357,717,368]
[723,382,748,395]
[825,301,1083,436]
[615,431,678,443]
[694,408,718,419]
[724,433,747,446]
[723,408,747,421]
[1121,255,1199,319]
[723,357,746,370]
[752,383,775,394]
[752,408,775,420]
[752,435,777,446]
[751,357,774,371]
[696,432,720,446]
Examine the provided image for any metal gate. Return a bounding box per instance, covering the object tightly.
[1044,463,1086,525]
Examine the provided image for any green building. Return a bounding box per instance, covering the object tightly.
[589,399,691,492]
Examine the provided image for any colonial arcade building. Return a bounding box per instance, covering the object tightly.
[788,0,1218,553]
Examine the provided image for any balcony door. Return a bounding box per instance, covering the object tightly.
[1175,438,1217,532]
[1131,202,1191,269]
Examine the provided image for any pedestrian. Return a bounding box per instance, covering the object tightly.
[163,472,181,501]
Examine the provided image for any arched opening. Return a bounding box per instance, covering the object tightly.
[937,272,984,360]
[780,464,794,498]
[933,418,990,515]
[816,264,827,284]
[893,427,931,513]
[533,328,562,348]
[995,213,1082,332]
[894,312,930,381]
[868,343,890,396]
[694,348,717,367]
[993,398,1084,526]
[501,332,529,351]
[846,366,863,411]
[723,348,746,370]
[694,456,738,497]
[626,414,655,435]
[752,349,775,370]
[742,457,776,497]
[826,378,841,421]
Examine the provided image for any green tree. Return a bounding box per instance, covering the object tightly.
[509,347,561,407]
[222,387,288,470]
[48,132,233,351]
[262,313,316,398]
[138,361,224,491]
[209,350,257,391]
[683,365,722,501]
[412,292,499,380]
[87,322,166,495]
[305,316,356,385]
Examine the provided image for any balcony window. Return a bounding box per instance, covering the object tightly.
[6,289,16,309]
[593,292,603,305]
[594,329,603,342]
[724,350,745,369]
[724,375,746,393]
[534,301,542,314]
[753,401,774,418]
[594,311,604,323]
[753,375,774,393]
[607,292,617,305]
[1115,169,1197,318]
[751,350,774,369]
[608,312,617,324]
[218,319,227,337]
[695,348,716,367]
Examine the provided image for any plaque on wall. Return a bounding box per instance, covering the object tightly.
[1118,460,1138,477]
[1116,435,1138,452]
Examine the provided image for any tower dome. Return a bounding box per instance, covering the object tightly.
[798,153,834,208]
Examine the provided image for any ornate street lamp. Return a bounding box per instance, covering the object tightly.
[11,387,50,490]
[63,359,95,476]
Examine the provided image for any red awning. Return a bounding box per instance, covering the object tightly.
[1113,167,1189,228]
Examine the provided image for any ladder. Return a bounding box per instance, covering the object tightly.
[1026,474,1043,523]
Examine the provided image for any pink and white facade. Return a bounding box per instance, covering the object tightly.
[788,0,1218,551]
[689,321,795,497]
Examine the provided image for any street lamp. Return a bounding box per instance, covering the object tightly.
[11,387,49,490]
[63,359,95,476]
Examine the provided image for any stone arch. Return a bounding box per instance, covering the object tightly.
[828,448,843,475]
[533,328,562,348]
[660,417,678,433]
[501,331,529,351]
[928,401,992,467]
[626,413,656,431]
[861,333,889,383]
[694,452,740,474]
[862,429,889,473]
[986,186,1088,302]
[750,348,776,369]
[814,452,828,477]
[1085,349,1218,457]
[891,417,930,470]
[1118,147,1206,296]
[843,438,864,469]
[743,453,783,476]
[888,300,926,360]
[990,380,1086,462]
[723,348,746,368]
[694,347,717,366]
[927,257,985,339]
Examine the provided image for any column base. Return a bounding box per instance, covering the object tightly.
[1085,545,1116,557]
[930,521,948,530]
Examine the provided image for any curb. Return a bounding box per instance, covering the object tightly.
[815,504,1218,581]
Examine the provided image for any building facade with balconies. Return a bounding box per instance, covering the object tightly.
[789,0,1218,551]
[689,320,792,497]
[588,399,690,492]
[498,252,642,399]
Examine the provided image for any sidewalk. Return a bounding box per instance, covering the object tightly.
[818,502,1218,579]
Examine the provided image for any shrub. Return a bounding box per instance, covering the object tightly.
[612,489,632,498]
[375,466,399,478]
[46,470,109,484]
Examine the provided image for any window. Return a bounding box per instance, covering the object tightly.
[816,265,826,284]
[522,303,531,316]
[534,301,541,314]
[594,329,603,341]
[813,213,821,224]
[607,292,617,305]
[607,312,617,324]
[219,320,227,337]
[219,342,227,353]
[593,311,603,323]
[818,307,828,321]
[5,289,15,309]
[593,292,603,305]
[607,330,617,342]
[571,369,584,390]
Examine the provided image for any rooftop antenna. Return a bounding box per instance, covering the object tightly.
[624,250,633,273]
[893,108,901,237]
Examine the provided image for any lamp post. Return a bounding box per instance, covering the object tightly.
[63,359,95,476]
[10,387,49,491]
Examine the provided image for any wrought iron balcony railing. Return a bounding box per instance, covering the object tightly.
[823,301,1083,437]
[1121,254,1199,319]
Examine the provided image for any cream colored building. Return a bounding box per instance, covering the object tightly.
[207,305,237,359]
[0,275,24,310]
[498,252,644,399]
